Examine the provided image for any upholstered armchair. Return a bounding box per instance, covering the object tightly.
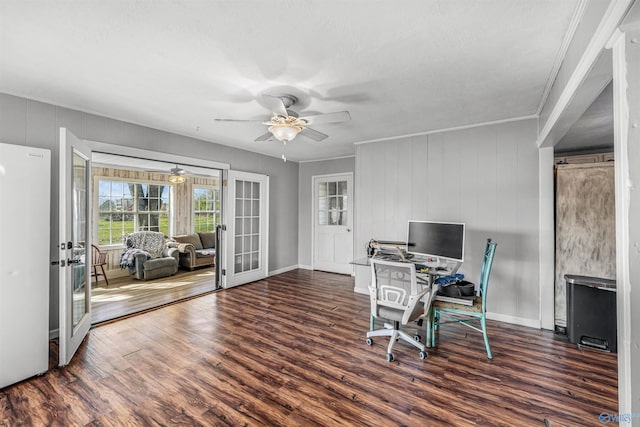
[120,231,179,280]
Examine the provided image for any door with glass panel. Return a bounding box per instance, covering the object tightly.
[313,173,353,274]
[58,128,92,366]
[223,170,269,288]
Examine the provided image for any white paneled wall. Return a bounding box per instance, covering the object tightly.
[355,118,541,326]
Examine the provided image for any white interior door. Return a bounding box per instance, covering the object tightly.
[313,173,354,274]
[58,128,92,366]
[223,170,269,288]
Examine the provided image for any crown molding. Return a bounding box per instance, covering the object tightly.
[536,0,589,116]
[298,154,355,164]
[353,114,538,146]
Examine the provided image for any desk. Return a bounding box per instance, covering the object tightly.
[352,256,460,295]
[351,256,459,278]
[351,256,461,331]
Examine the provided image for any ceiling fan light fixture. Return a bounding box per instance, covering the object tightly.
[268,123,302,142]
[168,173,186,184]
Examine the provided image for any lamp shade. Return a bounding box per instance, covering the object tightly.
[268,124,301,142]
[169,173,186,184]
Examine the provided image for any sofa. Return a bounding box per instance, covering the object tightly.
[171,231,216,270]
[120,231,179,280]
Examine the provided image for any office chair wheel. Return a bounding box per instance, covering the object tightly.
[366,338,373,346]
[386,353,394,362]
[419,351,428,360]
[413,334,422,342]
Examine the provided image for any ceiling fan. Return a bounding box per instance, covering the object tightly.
[146,165,213,184]
[166,165,188,183]
[214,94,351,144]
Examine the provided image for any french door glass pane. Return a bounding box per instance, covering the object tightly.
[319,211,328,225]
[234,180,261,274]
[338,180,347,195]
[72,152,88,329]
[339,211,347,225]
[319,182,327,196]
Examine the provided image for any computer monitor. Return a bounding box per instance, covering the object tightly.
[406,220,465,262]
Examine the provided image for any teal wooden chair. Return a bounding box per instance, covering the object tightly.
[428,239,497,359]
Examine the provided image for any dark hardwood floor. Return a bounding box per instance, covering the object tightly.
[1,270,617,426]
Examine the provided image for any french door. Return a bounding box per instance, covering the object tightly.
[58,128,92,366]
[222,170,269,288]
[312,173,354,274]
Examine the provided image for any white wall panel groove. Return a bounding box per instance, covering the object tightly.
[355,118,540,325]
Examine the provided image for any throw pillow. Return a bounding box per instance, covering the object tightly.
[172,233,203,250]
[198,231,216,249]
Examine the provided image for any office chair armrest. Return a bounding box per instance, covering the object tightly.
[402,287,432,325]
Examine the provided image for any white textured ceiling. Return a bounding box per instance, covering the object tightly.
[556,82,613,153]
[0,1,581,162]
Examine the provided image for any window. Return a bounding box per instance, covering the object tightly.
[318,180,348,225]
[193,186,221,232]
[98,180,170,245]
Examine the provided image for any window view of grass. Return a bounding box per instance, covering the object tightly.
[94,179,222,245]
[193,187,220,232]
[98,180,170,245]
[97,216,170,245]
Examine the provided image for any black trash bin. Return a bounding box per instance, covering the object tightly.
[565,275,617,352]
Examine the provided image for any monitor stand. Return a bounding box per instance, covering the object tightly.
[372,242,409,261]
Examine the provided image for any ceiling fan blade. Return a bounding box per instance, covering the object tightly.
[254,132,273,142]
[262,94,289,117]
[299,127,328,142]
[214,118,261,123]
[298,111,351,125]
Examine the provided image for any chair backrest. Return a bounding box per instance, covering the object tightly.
[91,244,107,265]
[126,231,166,258]
[478,239,498,311]
[369,259,427,324]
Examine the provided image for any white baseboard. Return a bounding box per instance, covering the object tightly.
[49,329,59,340]
[298,264,313,270]
[486,312,541,329]
[354,286,369,295]
[268,264,300,276]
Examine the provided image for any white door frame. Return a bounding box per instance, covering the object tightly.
[311,172,354,274]
[610,28,632,417]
